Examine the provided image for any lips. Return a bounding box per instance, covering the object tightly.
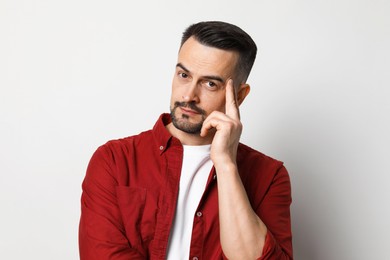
[173,101,205,116]
[180,107,200,115]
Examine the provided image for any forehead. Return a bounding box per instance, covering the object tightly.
[177,37,239,78]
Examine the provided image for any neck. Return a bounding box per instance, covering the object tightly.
[166,122,214,146]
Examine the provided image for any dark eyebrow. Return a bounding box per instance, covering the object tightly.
[176,63,225,83]
[176,63,189,72]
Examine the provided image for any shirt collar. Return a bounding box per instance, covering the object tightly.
[152,113,182,154]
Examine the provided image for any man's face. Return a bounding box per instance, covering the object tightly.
[170,37,239,134]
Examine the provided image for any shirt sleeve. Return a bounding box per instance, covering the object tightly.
[258,165,293,260]
[79,146,145,259]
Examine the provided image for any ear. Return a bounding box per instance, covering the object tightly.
[236,83,251,106]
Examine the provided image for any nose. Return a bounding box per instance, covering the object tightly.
[182,82,199,103]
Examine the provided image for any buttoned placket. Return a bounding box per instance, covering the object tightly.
[153,140,184,260]
[188,167,218,259]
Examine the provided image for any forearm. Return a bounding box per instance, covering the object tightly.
[216,162,267,260]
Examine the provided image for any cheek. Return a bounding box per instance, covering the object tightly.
[170,82,182,101]
[171,91,182,104]
[202,95,226,114]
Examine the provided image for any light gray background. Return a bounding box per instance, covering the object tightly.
[1,0,389,259]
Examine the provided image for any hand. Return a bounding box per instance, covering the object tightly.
[200,79,242,168]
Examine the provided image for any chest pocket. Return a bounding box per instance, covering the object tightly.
[116,186,158,248]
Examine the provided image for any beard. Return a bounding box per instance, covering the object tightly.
[170,101,206,134]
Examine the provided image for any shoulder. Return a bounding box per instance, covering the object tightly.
[93,129,155,160]
[237,143,289,187]
[237,143,291,208]
[237,143,284,171]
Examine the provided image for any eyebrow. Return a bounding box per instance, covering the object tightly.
[176,63,225,83]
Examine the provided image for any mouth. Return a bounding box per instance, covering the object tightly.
[173,101,205,117]
[180,106,200,115]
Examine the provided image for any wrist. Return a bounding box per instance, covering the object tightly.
[214,160,237,176]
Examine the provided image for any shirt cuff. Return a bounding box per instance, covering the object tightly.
[258,229,278,259]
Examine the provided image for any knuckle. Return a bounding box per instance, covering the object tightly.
[233,121,242,131]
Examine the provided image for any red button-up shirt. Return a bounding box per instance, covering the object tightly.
[79,114,293,259]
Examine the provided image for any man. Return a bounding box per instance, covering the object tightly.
[79,21,293,259]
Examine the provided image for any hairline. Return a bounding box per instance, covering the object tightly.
[179,36,245,87]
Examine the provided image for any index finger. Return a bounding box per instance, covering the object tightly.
[225,79,240,119]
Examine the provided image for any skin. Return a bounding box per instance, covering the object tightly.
[166,36,267,259]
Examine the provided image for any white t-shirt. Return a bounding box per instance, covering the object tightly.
[166,144,213,260]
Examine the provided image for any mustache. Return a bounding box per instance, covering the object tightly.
[174,101,206,115]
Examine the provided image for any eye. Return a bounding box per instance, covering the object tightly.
[178,72,188,78]
[207,81,216,87]
[204,81,218,89]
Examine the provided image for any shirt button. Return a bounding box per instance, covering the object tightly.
[196,211,202,217]
[213,174,217,180]
[193,257,199,260]
[159,145,164,150]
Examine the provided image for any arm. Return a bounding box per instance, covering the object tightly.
[215,161,267,259]
[79,146,144,260]
[257,165,293,259]
[215,157,292,260]
[201,80,292,259]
